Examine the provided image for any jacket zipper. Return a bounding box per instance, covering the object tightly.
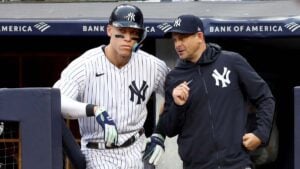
[198,66,221,168]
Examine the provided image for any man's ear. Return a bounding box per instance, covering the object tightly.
[107,25,112,37]
[197,32,205,43]
[197,32,204,39]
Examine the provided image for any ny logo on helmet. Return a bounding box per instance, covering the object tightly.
[174,18,182,27]
[129,80,148,104]
[125,12,135,22]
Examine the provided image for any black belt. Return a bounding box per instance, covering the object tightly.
[86,128,144,149]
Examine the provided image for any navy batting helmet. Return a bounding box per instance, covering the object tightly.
[109,4,144,30]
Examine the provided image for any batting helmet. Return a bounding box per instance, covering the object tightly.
[109,4,144,30]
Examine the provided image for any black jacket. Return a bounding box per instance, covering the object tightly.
[157,43,275,169]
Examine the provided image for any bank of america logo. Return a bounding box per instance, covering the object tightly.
[157,23,173,33]
[34,22,51,32]
[284,22,300,32]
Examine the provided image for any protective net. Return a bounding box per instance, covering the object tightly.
[0,121,19,169]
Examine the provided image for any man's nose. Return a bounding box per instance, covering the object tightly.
[123,33,132,41]
[174,40,182,48]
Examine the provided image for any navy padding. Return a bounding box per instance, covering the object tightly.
[0,88,62,169]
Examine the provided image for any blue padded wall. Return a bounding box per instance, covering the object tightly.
[0,88,62,169]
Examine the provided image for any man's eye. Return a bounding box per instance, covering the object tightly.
[119,30,126,34]
[131,37,140,41]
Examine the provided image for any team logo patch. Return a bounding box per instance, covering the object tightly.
[174,18,182,27]
[125,12,135,22]
[129,80,148,104]
[212,67,231,88]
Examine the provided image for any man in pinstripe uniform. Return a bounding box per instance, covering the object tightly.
[54,4,169,169]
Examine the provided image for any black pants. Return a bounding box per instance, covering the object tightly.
[62,118,86,169]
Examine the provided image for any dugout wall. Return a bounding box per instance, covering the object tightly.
[0,88,62,169]
[0,1,300,169]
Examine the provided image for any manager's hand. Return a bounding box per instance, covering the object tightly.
[243,133,262,151]
[94,106,118,148]
[172,81,190,106]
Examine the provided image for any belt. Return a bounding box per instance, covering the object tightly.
[86,128,144,149]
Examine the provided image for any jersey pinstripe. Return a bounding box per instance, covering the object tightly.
[54,45,169,168]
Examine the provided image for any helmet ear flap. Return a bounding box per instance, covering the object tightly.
[133,30,147,52]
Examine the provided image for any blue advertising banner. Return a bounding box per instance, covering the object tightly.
[0,16,299,37]
[203,17,300,37]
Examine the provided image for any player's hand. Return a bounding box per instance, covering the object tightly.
[94,106,118,148]
[142,133,165,165]
[243,133,262,151]
[172,81,190,106]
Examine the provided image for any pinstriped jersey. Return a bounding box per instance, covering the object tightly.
[54,45,169,147]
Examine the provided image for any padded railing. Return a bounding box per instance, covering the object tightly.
[0,88,62,169]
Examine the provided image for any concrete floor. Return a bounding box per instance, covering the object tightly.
[154,95,182,169]
[156,136,182,169]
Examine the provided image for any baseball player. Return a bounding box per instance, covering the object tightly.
[54,4,169,169]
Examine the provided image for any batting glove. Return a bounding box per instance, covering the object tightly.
[94,106,118,148]
[142,133,165,165]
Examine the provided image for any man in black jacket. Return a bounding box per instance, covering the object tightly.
[143,15,275,169]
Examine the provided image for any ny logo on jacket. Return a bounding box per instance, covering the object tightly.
[212,67,231,88]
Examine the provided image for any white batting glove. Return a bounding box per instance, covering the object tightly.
[143,133,165,165]
[94,106,118,148]
[149,143,164,165]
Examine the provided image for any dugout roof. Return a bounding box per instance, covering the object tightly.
[0,1,299,37]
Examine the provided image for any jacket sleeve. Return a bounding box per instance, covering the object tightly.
[155,75,187,137]
[234,54,275,144]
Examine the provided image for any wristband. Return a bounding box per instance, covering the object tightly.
[86,104,96,117]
